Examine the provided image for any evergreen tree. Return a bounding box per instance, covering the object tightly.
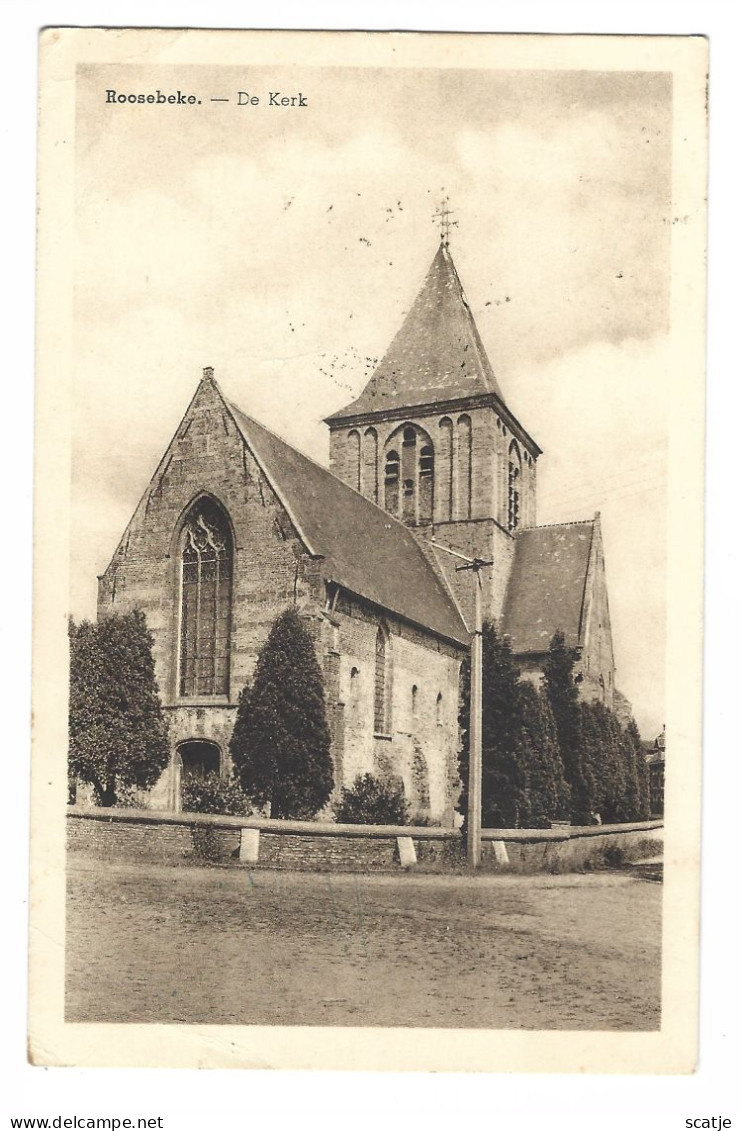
[625,717,651,820]
[517,682,571,828]
[229,607,334,819]
[458,623,569,828]
[68,611,170,806]
[543,631,592,822]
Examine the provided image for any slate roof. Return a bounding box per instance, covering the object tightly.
[227,400,470,647]
[327,242,506,420]
[501,520,595,654]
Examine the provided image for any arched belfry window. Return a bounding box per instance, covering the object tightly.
[374,625,390,734]
[508,441,522,532]
[384,450,400,513]
[383,423,435,524]
[419,444,434,523]
[178,498,233,697]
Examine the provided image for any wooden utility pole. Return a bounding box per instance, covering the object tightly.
[430,540,492,868]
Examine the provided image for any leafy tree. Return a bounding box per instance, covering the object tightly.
[333,772,409,825]
[229,607,334,819]
[68,611,170,806]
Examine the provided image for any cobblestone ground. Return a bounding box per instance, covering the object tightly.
[66,857,661,1029]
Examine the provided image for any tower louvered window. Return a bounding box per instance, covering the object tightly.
[419,444,434,522]
[179,499,233,697]
[384,450,400,513]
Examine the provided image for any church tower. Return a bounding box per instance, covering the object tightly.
[326,239,541,628]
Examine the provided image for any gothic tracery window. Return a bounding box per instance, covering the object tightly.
[179,498,233,697]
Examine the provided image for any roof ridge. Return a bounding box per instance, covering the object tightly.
[520,518,595,532]
[228,397,442,534]
[227,396,468,644]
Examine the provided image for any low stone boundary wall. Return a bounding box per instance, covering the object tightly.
[66,806,662,873]
[481,822,663,873]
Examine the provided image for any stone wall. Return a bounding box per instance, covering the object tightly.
[333,593,462,825]
[577,518,616,709]
[66,808,663,874]
[98,377,322,706]
[329,402,539,534]
[421,518,515,628]
[94,376,465,821]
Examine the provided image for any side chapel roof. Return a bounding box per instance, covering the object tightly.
[226,398,470,647]
[501,519,596,655]
[326,242,507,420]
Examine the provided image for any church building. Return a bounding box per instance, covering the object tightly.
[97,239,616,824]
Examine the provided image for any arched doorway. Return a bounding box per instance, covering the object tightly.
[174,740,221,810]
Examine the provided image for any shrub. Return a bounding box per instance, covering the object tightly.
[333,772,409,826]
[181,771,252,816]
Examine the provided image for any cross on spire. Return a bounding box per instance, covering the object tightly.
[433,195,458,246]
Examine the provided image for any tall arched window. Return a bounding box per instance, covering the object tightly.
[374,626,389,734]
[362,427,378,503]
[348,430,361,492]
[436,691,443,726]
[508,441,522,532]
[384,450,400,513]
[438,417,454,520]
[457,414,472,518]
[179,498,233,697]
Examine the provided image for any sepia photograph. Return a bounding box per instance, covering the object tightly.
[30,27,706,1072]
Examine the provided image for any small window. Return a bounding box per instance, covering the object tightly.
[349,666,359,703]
[436,691,443,726]
[403,426,416,446]
[411,685,418,718]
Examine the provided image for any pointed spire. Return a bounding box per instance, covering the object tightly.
[327,241,505,420]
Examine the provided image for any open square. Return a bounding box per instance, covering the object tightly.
[66,858,661,1030]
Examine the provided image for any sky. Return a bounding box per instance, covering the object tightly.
[71,62,673,737]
